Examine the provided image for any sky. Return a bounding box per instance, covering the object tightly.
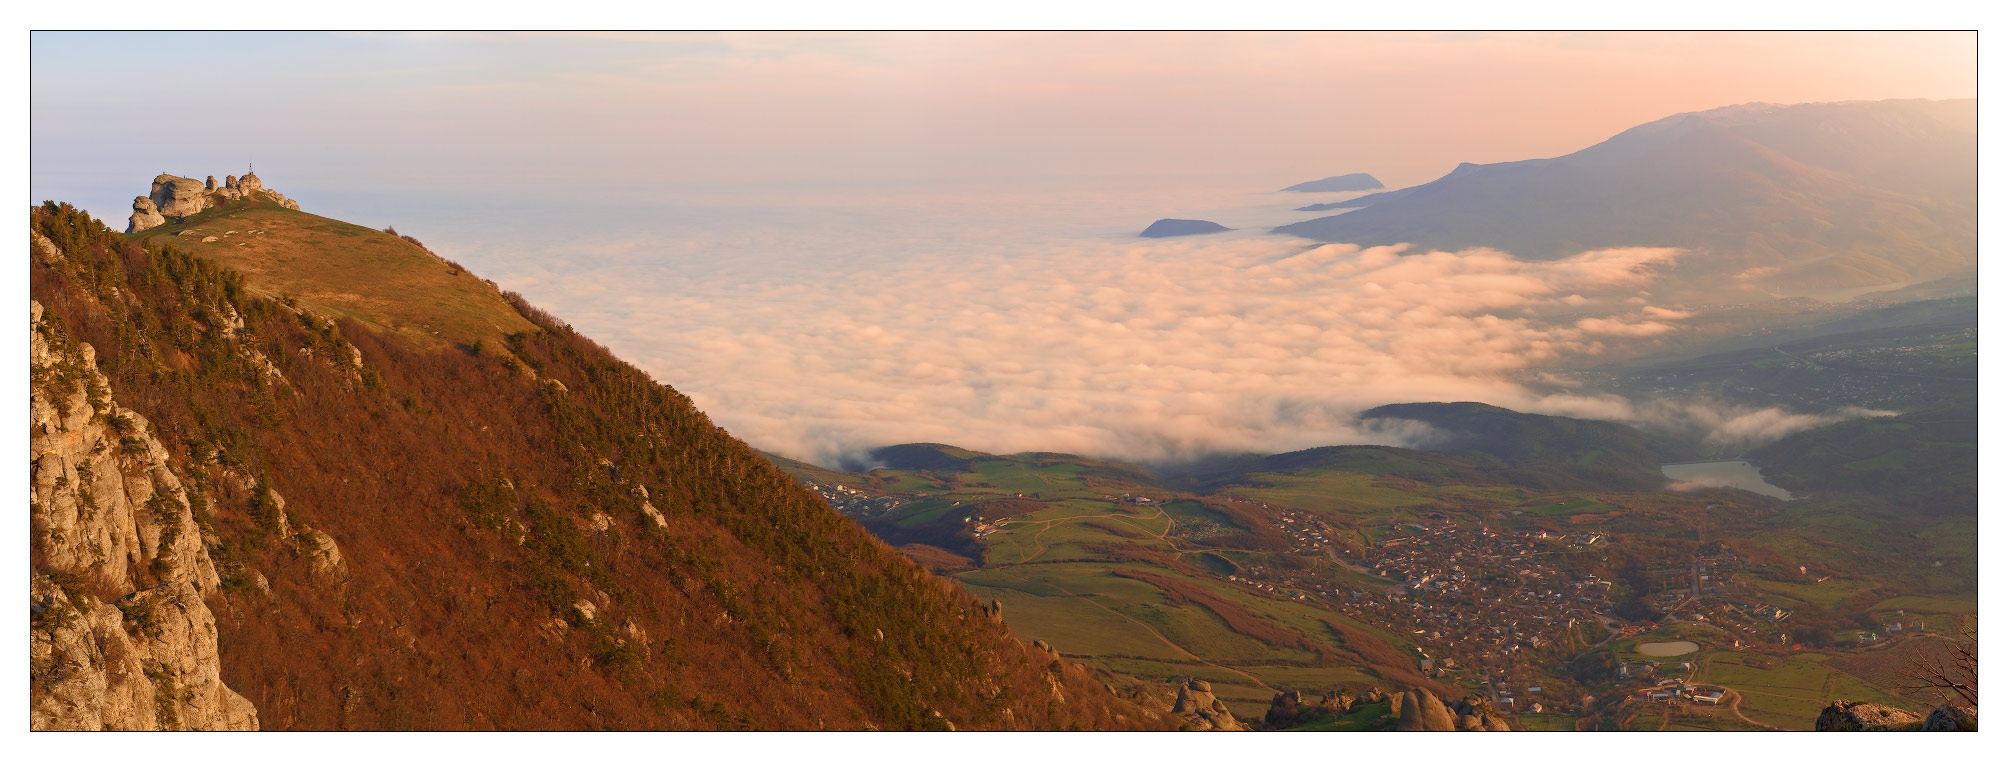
[32,32,1977,210]
[27,31,1979,465]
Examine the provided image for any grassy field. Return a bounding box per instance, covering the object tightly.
[132,202,535,348]
[1697,651,1921,729]
[1218,472,1434,519]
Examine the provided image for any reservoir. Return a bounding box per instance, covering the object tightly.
[1636,640,1700,657]
[1661,460,1792,500]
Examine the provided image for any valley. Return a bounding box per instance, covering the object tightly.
[775,393,1976,729]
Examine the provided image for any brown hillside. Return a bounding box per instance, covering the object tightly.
[31,201,1167,731]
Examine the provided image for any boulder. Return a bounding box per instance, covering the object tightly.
[149,174,210,217]
[1171,678,1244,730]
[294,527,350,586]
[127,197,166,233]
[1264,690,1305,727]
[1484,714,1511,731]
[1397,689,1458,731]
[1816,701,1924,731]
[1923,705,1977,731]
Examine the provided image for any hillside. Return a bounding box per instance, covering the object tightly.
[1748,404,1977,515]
[1358,402,1696,490]
[129,199,534,349]
[28,200,1165,731]
[1276,99,1977,298]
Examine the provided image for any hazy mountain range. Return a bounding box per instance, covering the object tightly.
[1278,99,1977,299]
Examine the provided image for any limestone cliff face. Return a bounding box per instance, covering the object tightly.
[29,295,258,731]
[127,171,299,233]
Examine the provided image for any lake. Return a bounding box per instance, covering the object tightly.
[1661,460,1793,500]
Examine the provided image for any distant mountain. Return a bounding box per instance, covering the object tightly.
[1359,402,1697,490]
[1276,100,1978,298]
[1139,218,1230,238]
[1295,185,1420,212]
[850,442,989,472]
[1281,173,1385,192]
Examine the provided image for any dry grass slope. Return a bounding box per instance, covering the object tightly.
[131,200,535,348]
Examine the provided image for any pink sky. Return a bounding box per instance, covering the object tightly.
[32,31,1978,199]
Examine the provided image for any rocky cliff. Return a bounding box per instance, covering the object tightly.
[127,171,299,233]
[29,276,258,730]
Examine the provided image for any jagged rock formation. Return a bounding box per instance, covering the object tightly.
[1389,688,1508,732]
[1816,701,1925,731]
[1396,689,1458,731]
[1171,679,1244,730]
[1264,688,1354,727]
[29,294,258,731]
[1813,701,1976,731]
[127,171,299,233]
[1923,705,1978,731]
[129,197,166,233]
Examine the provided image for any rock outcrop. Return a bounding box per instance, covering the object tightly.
[127,170,300,233]
[128,197,167,233]
[29,296,258,730]
[1171,679,1244,730]
[1264,688,1355,728]
[1923,705,1978,731]
[1816,701,1925,731]
[1396,689,1458,731]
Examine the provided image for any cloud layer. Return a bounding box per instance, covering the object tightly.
[490,204,1731,464]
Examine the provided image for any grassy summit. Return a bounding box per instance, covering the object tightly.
[130,199,534,348]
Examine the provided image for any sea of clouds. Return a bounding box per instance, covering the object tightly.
[338,178,1879,467]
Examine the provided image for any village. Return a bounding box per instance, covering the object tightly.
[1215,510,1622,695]
[809,481,908,518]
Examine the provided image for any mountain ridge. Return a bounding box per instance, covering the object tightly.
[1275,99,1977,299]
[28,198,1166,730]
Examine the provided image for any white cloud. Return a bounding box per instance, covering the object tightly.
[510,221,1701,464]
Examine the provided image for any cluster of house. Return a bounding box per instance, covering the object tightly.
[811,482,907,518]
[1632,683,1726,706]
[1241,515,1625,684]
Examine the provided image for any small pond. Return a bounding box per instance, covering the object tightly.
[1636,640,1701,657]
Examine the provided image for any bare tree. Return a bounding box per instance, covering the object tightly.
[1901,622,1976,709]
